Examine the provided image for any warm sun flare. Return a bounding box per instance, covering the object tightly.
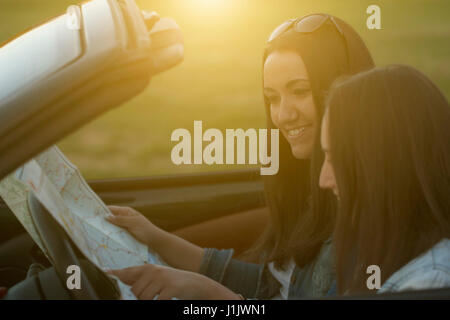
[188,0,229,11]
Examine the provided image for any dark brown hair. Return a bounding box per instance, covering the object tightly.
[250,14,374,268]
[327,65,450,293]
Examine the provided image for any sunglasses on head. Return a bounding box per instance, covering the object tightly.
[268,14,344,42]
[267,14,349,69]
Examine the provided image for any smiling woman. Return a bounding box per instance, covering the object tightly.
[264,50,317,159]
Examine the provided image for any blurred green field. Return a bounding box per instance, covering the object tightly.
[1,0,449,179]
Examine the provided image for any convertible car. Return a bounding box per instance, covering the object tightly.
[0,0,448,300]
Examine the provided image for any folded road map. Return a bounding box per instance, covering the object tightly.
[0,146,164,299]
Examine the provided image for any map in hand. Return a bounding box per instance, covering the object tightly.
[0,146,165,299]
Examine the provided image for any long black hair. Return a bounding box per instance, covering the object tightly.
[327,65,450,293]
[251,14,375,268]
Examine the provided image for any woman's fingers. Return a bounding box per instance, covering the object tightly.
[131,271,155,298]
[111,265,177,300]
[109,266,144,285]
[138,281,163,300]
[107,205,136,217]
[106,215,125,226]
[106,214,135,228]
[122,265,163,300]
[156,288,178,300]
[110,265,164,300]
[110,265,206,300]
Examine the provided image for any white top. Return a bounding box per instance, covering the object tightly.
[268,259,297,300]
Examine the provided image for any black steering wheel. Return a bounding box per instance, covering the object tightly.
[27,193,119,300]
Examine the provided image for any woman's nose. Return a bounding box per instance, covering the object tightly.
[278,98,298,124]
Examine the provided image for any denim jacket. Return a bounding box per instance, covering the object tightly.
[198,238,336,299]
[378,238,450,293]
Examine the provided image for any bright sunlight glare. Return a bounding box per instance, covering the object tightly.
[180,0,233,15]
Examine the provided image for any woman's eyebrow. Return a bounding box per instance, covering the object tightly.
[264,78,310,92]
[286,78,310,88]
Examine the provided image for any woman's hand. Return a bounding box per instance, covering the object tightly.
[109,264,241,300]
[106,206,167,248]
[106,205,204,273]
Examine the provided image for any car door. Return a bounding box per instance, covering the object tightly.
[89,169,264,231]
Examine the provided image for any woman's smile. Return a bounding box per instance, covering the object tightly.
[264,51,317,159]
[285,124,313,139]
